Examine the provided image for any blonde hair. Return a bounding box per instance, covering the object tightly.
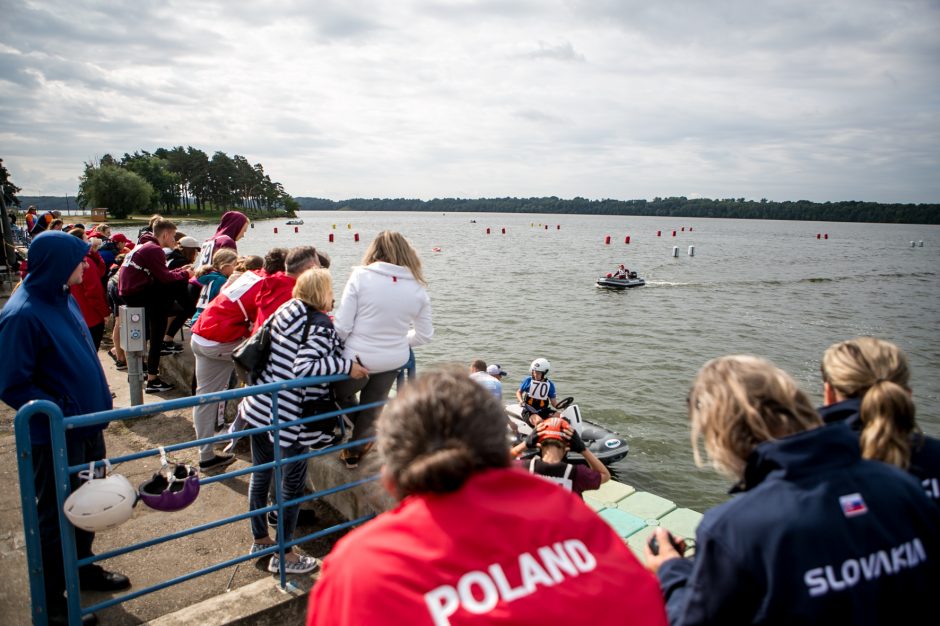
[211,248,238,271]
[688,355,821,479]
[822,337,915,468]
[292,268,333,311]
[361,231,426,285]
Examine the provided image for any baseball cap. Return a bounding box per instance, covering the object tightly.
[179,236,200,248]
[486,364,507,378]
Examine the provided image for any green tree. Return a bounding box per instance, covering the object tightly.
[121,151,180,213]
[1,158,22,208]
[78,164,154,219]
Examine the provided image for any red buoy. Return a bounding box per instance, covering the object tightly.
[824,233,828,240]
[354,232,360,242]
[556,224,560,230]
[328,233,334,243]
[544,224,548,230]
[501,228,506,234]
[672,230,676,237]
[689,227,693,232]
[625,235,631,244]
[681,227,685,232]
[486,227,491,235]
[657,230,661,237]
[817,233,821,239]
[604,235,611,245]
[294,226,299,233]
[274,227,278,234]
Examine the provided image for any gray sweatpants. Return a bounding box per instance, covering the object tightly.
[191,336,242,462]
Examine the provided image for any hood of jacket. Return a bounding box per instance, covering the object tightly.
[732,422,860,493]
[360,262,418,281]
[22,231,90,302]
[137,232,160,247]
[214,211,248,241]
[818,397,861,430]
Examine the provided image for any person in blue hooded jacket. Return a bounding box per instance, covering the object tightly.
[0,231,130,624]
[644,355,939,626]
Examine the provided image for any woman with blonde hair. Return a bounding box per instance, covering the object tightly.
[820,337,940,499]
[239,267,367,575]
[333,231,433,468]
[645,355,939,626]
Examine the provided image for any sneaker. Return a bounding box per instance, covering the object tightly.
[145,378,174,393]
[199,453,235,471]
[114,359,127,371]
[267,511,278,527]
[162,340,183,353]
[268,553,320,575]
[250,542,274,556]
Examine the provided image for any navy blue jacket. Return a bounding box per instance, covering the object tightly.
[0,231,112,445]
[820,398,940,504]
[658,422,940,625]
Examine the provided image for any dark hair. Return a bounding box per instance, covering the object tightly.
[285,246,320,276]
[378,369,510,499]
[263,247,288,274]
[242,255,264,271]
[471,359,487,372]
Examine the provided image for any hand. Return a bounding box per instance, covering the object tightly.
[643,528,686,575]
[525,429,540,449]
[349,362,369,379]
[566,427,586,453]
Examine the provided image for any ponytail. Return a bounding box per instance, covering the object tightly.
[859,379,915,468]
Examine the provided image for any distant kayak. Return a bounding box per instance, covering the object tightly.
[596,276,646,289]
[286,219,304,225]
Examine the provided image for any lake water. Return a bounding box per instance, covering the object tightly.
[170,211,940,511]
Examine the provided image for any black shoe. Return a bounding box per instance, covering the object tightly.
[145,378,174,393]
[162,340,183,353]
[267,510,278,527]
[199,453,235,472]
[79,565,131,592]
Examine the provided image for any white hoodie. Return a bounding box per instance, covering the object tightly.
[333,262,433,373]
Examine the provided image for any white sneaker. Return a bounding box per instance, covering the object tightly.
[268,553,320,575]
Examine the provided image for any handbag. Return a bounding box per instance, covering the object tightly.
[232,320,273,385]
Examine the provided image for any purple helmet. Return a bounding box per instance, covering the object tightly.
[138,463,200,512]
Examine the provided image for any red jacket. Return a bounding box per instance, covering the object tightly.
[70,252,110,328]
[253,272,296,329]
[306,468,668,626]
[191,270,265,343]
[118,233,189,296]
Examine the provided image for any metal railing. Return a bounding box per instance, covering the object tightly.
[14,360,414,626]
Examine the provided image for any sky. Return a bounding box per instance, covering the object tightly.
[2,0,939,204]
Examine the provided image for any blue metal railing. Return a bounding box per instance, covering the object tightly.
[14,355,414,626]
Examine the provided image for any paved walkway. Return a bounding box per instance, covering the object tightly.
[0,327,345,623]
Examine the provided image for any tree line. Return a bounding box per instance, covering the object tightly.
[295,196,940,224]
[77,147,298,218]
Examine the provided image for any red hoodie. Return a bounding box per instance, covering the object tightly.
[70,252,110,327]
[118,233,189,296]
[191,269,265,343]
[253,271,296,330]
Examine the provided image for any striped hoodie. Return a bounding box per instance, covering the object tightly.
[237,298,353,448]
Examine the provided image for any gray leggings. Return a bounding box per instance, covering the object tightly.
[248,434,308,542]
[334,369,400,454]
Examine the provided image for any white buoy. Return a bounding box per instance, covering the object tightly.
[688,245,695,257]
[671,246,679,258]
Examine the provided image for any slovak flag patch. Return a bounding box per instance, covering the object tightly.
[839,492,868,518]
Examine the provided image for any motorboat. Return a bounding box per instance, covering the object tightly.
[506,400,629,465]
[596,274,645,289]
[286,219,304,225]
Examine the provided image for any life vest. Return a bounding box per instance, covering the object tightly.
[525,378,552,411]
[528,458,574,491]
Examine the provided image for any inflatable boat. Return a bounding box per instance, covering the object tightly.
[506,401,629,465]
[286,219,304,225]
[596,275,646,289]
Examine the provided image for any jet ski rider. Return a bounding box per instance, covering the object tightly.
[517,358,561,426]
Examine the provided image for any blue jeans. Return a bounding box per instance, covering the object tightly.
[248,434,308,542]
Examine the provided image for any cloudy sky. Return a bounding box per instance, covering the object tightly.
[2,0,938,203]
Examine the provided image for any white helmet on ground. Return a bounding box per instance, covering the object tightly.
[63,461,137,532]
[530,358,551,375]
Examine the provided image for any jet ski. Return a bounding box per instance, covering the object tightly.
[507,399,629,465]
